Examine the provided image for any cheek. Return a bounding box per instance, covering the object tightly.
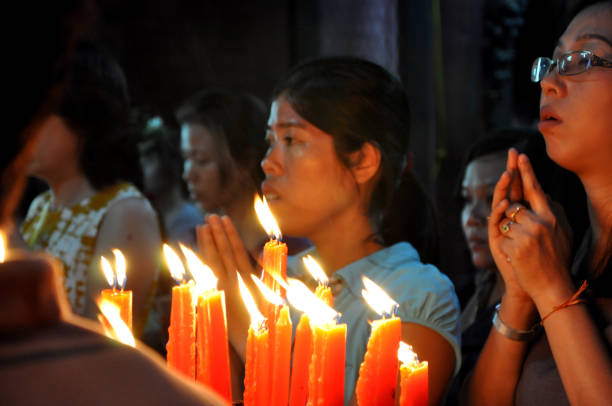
[461,207,470,234]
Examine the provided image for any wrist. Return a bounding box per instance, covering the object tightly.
[498,293,538,331]
[531,275,576,315]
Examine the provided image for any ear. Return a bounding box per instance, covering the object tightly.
[349,142,381,185]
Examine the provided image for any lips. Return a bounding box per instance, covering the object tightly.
[261,182,280,201]
[538,105,563,133]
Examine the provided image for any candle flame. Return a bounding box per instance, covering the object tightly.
[112,249,127,289]
[180,243,217,292]
[0,230,6,263]
[303,255,328,285]
[238,272,265,329]
[398,341,419,365]
[254,194,281,240]
[97,299,135,347]
[100,256,116,288]
[286,278,338,325]
[163,244,186,283]
[251,274,284,306]
[362,276,398,317]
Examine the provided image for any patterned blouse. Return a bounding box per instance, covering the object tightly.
[21,182,144,315]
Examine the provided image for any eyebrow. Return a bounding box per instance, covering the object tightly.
[266,122,307,130]
[558,33,612,49]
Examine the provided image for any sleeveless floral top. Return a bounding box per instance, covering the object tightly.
[21,182,143,315]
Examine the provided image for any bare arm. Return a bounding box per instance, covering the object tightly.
[85,197,162,334]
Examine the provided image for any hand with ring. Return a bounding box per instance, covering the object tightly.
[490,153,573,303]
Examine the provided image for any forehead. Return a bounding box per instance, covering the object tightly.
[560,6,612,48]
[463,153,506,186]
[180,123,218,150]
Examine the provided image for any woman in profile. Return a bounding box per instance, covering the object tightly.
[21,41,161,334]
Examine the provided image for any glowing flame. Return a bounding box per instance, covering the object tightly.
[303,255,328,285]
[0,230,7,263]
[254,194,281,239]
[98,299,135,347]
[180,243,217,292]
[251,274,284,306]
[398,341,419,365]
[286,278,338,325]
[238,272,265,328]
[163,244,186,283]
[362,276,398,317]
[113,249,127,289]
[100,256,116,287]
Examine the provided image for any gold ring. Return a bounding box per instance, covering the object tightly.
[511,206,523,223]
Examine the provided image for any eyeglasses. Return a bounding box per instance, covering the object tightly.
[531,50,612,82]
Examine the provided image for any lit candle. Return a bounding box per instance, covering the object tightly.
[287,278,346,406]
[356,276,402,406]
[0,230,6,263]
[254,194,288,306]
[97,298,136,347]
[164,244,196,379]
[239,273,270,406]
[289,255,332,406]
[303,255,333,306]
[180,244,232,403]
[99,249,133,329]
[398,342,428,406]
[252,276,292,406]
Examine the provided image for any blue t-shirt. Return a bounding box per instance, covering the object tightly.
[288,242,462,405]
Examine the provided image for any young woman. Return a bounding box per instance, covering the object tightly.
[462,2,612,404]
[200,57,461,405]
[20,41,161,334]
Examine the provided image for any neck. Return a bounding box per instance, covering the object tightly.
[153,186,185,227]
[309,208,382,274]
[49,173,96,208]
[225,193,267,257]
[581,172,612,253]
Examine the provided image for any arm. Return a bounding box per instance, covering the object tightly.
[85,197,162,334]
[504,155,612,406]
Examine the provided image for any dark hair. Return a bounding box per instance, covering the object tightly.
[2,1,92,224]
[176,88,267,192]
[271,57,414,245]
[455,128,530,203]
[139,117,183,192]
[57,40,142,190]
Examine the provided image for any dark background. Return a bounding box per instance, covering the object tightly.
[53,0,583,297]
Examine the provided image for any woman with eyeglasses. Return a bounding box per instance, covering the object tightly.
[461,2,612,405]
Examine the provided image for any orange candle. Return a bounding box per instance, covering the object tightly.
[269,305,292,406]
[99,250,132,329]
[286,278,345,406]
[356,317,402,405]
[239,273,271,406]
[356,276,402,406]
[164,244,196,379]
[251,275,292,406]
[180,244,232,403]
[398,342,428,406]
[289,313,312,406]
[309,322,346,406]
[304,255,333,307]
[196,290,232,401]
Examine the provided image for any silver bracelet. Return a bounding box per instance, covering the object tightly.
[492,304,539,341]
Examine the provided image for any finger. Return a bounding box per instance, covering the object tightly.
[207,214,239,278]
[498,219,515,238]
[489,197,510,239]
[492,171,511,210]
[517,154,550,216]
[505,203,527,224]
[506,148,523,202]
[221,215,257,277]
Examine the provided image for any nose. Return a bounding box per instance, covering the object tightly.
[466,201,487,227]
[183,159,195,183]
[261,144,282,176]
[540,66,565,98]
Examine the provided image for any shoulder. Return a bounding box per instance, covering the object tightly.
[103,196,158,228]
